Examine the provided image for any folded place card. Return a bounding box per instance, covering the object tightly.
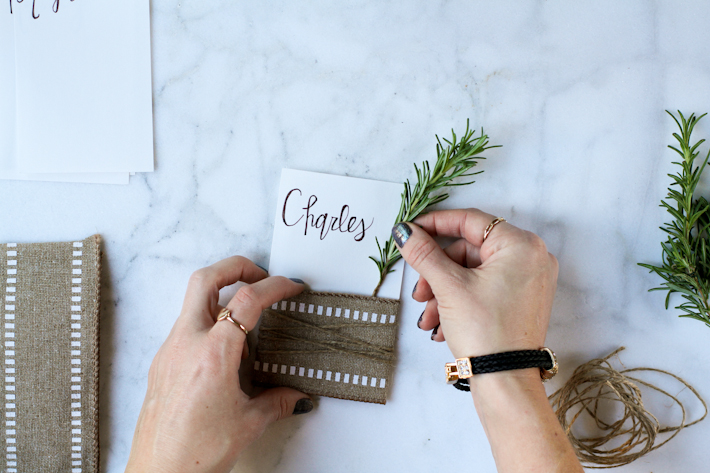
[253,169,405,404]
[1,235,101,472]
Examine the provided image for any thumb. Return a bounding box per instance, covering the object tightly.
[392,222,463,291]
[250,387,313,424]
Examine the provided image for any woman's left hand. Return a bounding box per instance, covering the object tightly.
[126,256,312,473]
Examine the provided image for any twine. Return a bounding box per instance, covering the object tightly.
[258,308,395,363]
[549,347,707,469]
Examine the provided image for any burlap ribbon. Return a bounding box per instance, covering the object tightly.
[1,235,100,473]
[253,291,400,404]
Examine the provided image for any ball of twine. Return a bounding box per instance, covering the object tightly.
[548,347,707,469]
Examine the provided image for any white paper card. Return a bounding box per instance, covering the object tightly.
[12,0,153,174]
[0,6,16,172]
[0,5,128,184]
[269,169,405,299]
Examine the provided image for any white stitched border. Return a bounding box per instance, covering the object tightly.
[71,243,82,472]
[4,244,16,470]
[272,300,396,325]
[255,361,387,389]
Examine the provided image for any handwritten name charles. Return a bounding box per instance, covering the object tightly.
[282,188,374,242]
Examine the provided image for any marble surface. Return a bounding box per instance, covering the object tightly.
[3,1,710,471]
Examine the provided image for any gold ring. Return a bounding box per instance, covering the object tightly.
[217,307,249,336]
[483,217,506,242]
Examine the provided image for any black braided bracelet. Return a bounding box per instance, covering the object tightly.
[445,348,558,391]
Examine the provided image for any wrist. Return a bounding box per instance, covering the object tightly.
[469,367,544,397]
[468,368,548,428]
[446,335,547,361]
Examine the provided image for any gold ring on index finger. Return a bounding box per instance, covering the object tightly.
[483,217,507,242]
[217,307,249,336]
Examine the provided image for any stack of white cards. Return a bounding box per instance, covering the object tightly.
[0,1,153,185]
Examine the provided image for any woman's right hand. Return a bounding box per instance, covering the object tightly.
[393,209,582,473]
[393,208,559,361]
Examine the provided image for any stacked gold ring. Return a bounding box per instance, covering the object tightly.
[483,217,507,242]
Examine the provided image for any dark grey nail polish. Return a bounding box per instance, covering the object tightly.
[392,222,412,248]
[293,398,313,415]
[256,264,268,273]
[431,324,439,340]
[289,278,305,284]
[417,311,423,328]
[412,281,418,297]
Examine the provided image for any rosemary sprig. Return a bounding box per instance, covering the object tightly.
[639,110,710,326]
[370,120,499,297]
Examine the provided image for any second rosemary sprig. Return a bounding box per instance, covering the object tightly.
[370,120,499,297]
[639,110,710,326]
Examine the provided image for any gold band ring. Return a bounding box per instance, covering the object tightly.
[217,307,249,336]
[483,217,507,242]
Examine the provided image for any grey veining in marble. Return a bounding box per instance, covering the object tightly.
[2,1,710,471]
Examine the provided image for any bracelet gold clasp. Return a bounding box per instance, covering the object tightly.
[445,358,473,384]
[540,347,559,382]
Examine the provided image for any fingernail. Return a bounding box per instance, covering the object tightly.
[256,264,268,273]
[289,278,305,284]
[412,281,418,297]
[392,222,412,248]
[293,398,313,415]
[431,324,439,340]
[417,311,423,328]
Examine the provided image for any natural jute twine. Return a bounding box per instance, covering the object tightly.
[258,309,395,362]
[549,347,707,469]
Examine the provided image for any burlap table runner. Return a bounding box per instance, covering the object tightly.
[0,235,100,473]
[253,291,400,404]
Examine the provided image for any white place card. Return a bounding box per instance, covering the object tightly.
[0,6,128,184]
[0,8,16,173]
[12,0,154,174]
[269,169,405,299]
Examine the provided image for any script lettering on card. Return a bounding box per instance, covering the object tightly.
[12,0,76,18]
[52,0,76,14]
[282,187,374,242]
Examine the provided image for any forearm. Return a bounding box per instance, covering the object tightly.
[470,369,583,473]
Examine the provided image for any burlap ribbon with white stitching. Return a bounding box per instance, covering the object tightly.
[1,235,100,472]
[253,291,400,404]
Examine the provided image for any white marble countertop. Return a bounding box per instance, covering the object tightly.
[3,1,710,471]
